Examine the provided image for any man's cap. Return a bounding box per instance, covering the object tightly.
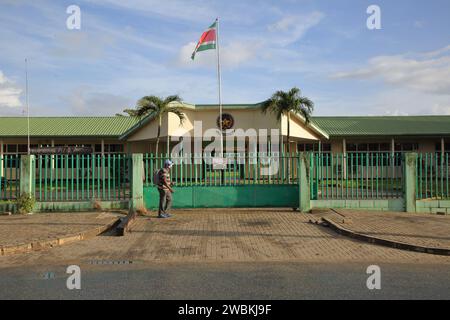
[164,160,174,168]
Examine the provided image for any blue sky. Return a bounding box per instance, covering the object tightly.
[0,0,449,116]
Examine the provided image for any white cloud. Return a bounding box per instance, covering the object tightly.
[429,103,450,115]
[62,87,133,115]
[414,20,425,28]
[268,11,325,46]
[0,72,7,85]
[177,40,264,69]
[0,71,22,108]
[176,10,324,69]
[365,90,450,116]
[332,45,450,95]
[421,45,450,58]
[310,84,450,116]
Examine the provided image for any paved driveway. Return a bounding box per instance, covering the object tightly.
[1,209,449,268]
[0,212,120,248]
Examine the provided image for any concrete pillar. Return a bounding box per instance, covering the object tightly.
[130,153,144,210]
[20,155,36,197]
[298,153,310,212]
[441,138,445,157]
[404,152,417,213]
[251,139,257,180]
[101,139,105,156]
[0,139,3,177]
[391,138,395,155]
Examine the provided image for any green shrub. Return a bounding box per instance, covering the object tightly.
[16,193,36,214]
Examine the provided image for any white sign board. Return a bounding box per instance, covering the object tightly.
[212,157,227,170]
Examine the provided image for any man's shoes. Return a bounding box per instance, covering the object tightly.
[158,213,172,218]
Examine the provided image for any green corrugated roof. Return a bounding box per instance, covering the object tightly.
[311,116,450,136]
[0,117,140,137]
[1,114,449,138]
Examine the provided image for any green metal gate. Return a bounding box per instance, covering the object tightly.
[143,153,299,209]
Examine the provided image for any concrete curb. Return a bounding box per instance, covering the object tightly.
[0,217,121,256]
[321,217,450,256]
[116,210,138,236]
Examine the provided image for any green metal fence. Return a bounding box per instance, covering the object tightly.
[35,154,131,202]
[143,153,300,208]
[416,153,450,199]
[143,152,300,186]
[310,152,404,200]
[0,155,20,200]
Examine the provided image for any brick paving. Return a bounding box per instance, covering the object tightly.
[0,212,121,247]
[1,209,449,268]
[326,209,450,250]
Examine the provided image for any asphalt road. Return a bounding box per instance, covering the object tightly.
[1,261,449,300]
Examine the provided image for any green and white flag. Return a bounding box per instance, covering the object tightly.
[191,19,217,60]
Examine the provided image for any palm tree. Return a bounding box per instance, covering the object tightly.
[123,95,186,155]
[261,87,314,154]
[115,108,139,117]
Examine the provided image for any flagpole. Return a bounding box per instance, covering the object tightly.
[25,58,30,155]
[216,17,224,157]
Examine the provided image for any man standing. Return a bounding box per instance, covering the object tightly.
[157,160,175,218]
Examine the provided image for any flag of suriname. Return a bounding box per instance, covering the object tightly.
[191,20,217,60]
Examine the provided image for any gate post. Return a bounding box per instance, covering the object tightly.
[20,155,36,197]
[298,153,311,212]
[130,153,144,210]
[404,152,417,213]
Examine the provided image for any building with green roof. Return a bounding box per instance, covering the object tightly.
[311,115,450,154]
[0,103,449,156]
